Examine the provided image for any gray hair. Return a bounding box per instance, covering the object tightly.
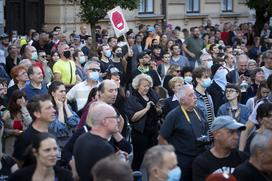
[237,54,249,64]
[141,145,175,173]
[250,129,272,156]
[176,84,193,101]
[86,101,115,126]
[83,60,100,72]
[132,74,153,90]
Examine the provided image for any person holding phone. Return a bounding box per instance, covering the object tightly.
[125,74,162,171]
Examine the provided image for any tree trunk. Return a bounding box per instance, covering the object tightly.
[90,21,98,57]
[254,10,270,36]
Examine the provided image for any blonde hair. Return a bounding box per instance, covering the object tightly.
[168,76,184,90]
[132,74,153,90]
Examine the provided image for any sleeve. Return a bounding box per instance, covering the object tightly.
[53,62,62,74]
[124,96,142,121]
[12,134,25,161]
[217,105,224,116]
[192,157,209,181]
[20,107,32,127]
[159,111,176,139]
[66,110,80,128]
[66,86,76,101]
[248,101,263,125]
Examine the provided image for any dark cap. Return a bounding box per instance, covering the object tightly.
[138,50,150,60]
[109,67,120,75]
[211,63,223,78]
[0,33,9,39]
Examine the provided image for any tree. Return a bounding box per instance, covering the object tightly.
[246,0,272,36]
[69,0,138,54]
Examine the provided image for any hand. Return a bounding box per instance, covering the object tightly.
[16,97,27,107]
[115,150,128,162]
[54,96,63,109]
[13,129,23,136]
[190,52,196,58]
[128,48,133,57]
[146,101,154,111]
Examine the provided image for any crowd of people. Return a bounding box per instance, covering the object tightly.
[0,20,272,181]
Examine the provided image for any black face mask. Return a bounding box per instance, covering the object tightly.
[116,52,123,58]
[143,63,150,67]
[63,50,71,59]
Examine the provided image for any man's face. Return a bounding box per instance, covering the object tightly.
[109,38,118,48]
[35,100,56,122]
[162,54,170,63]
[104,109,120,134]
[193,28,200,38]
[31,67,43,83]
[260,139,272,172]
[38,52,47,64]
[26,46,37,60]
[214,128,239,150]
[237,59,248,73]
[181,86,197,108]
[80,26,87,35]
[100,82,118,104]
[264,55,272,69]
[86,63,101,76]
[140,54,151,66]
[172,46,181,56]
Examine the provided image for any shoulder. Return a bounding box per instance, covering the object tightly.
[9,165,35,180]
[54,166,73,180]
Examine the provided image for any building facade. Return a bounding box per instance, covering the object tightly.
[3,0,255,35]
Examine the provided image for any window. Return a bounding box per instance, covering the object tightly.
[221,0,233,12]
[186,0,200,13]
[138,0,154,14]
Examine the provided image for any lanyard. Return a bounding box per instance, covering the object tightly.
[181,106,201,124]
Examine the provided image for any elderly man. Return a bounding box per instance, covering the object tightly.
[141,145,181,181]
[226,54,248,84]
[73,102,119,181]
[192,116,248,181]
[159,84,208,181]
[233,129,272,181]
[66,60,100,111]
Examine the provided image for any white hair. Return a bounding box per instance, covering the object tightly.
[176,84,193,100]
[132,74,153,90]
[250,129,272,156]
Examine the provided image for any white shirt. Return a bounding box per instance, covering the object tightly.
[261,66,272,80]
[66,81,97,110]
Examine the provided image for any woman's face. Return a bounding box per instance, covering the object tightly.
[225,88,239,101]
[173,81,183,93]
[167,41,174,48]
[17,69,29,82]
[255,71,265,83]
[52,53,60,62]
[35,138,58,167]
[172,68,181,76]
[52,85,66,102]
[138,79,151,96]
[260,87,270,98]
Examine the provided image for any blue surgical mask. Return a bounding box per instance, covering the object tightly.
[167,166,181,181]
[201,78,212,88]
[89,71,100,81]
[207,61,213,69]
[184,76,192,84]
[31,52,38,60]
[104,50,112,58]
[79,56,86,64]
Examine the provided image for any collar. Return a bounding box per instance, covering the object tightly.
[172,94,179,102]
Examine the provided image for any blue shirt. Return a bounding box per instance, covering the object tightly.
[23,82,48,101]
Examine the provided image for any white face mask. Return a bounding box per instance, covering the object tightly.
[79,56,86,64]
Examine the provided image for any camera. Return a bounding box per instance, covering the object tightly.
[196,135,211,146]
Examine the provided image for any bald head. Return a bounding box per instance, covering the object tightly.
[24,45,37,60]
[237,54,248,73]
[98,80,118,105]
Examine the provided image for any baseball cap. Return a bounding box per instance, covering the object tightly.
[147,26,155,32]
[137,51,150,60]
[74,34,80,40]
[109,67,120,75]
[0,33,9,39]
[211,116,246,132]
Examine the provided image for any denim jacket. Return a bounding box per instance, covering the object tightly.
[195,90,215,122]
[49,107,80,138]
[217,102,250,124]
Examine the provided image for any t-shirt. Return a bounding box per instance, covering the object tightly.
[160,106,207,158]
[73,132,114,181]
[13,125,41,162]
[184,37,204,61]
[0,155,16,181]
[261,66,272,80]
[192,150,248,181]
[53,59,76,85]
[232,161,270,181]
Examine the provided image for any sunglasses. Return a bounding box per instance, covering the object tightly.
[89,68,101,72]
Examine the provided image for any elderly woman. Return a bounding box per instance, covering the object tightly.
[125,74,161,171]
[217,83,250,124]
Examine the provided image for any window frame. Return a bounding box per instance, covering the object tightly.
[138,0,154,14]
[186,0,200,14]
[221,0,233,12]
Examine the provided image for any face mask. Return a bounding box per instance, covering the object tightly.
[116,52,123,58]
[167,166,181,181]
[89,71,100,81]
[184,76,192,84]
[79,56,86,64]
[207,61,213,69]
[143,62,150,67]
[104,50,112,58]
[31,52,38,60]
[63,50,71,59]
[201,78,212,88]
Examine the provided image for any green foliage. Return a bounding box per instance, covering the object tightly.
[246,0,272,16]
[70,0,138,23]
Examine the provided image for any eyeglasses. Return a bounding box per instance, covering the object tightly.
[88,68,101,72]
[175,70,181,73]
[225,89,237,94]
[41,55,46,58]
[105,115,120,122]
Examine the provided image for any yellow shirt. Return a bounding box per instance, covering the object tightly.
[53,59,76,85]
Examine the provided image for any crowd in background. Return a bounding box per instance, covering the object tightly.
[0,19,271,181]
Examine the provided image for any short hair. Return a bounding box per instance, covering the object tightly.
[72,49,82,60]
[97,79,116,93]
[132,74,153,90]
[142,145,175,174]
[27,94,52,120]
[83,60,100,72]
[237,54,249,64]
[262,49,272,60]
[53,26,61,31]
[267,74,272,90]
[168,77,184,90]
[250,129,272,156]
[91,155,133,181]
[10,65,28,82]
[256,102,272,123]
[27,65,40,77]
[192,66,209,85]
[180,66,194,77]
[167,64,180,76]
[107,37,117,44]
[176,84,193,100]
